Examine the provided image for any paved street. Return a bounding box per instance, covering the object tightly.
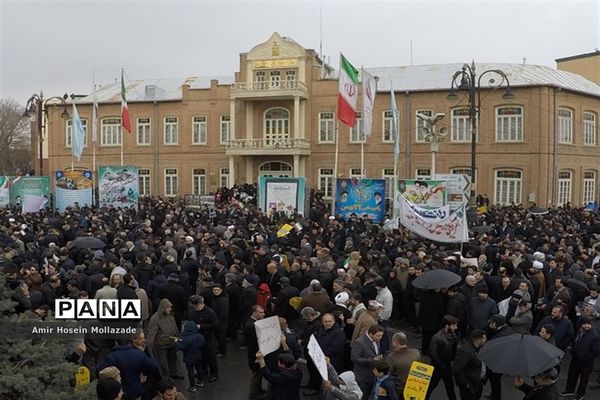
[173,321,581,400]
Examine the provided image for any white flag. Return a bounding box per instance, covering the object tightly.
[362,69,377,137]
[22,194,47,214]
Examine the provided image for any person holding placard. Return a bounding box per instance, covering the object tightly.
[256,349,302,400]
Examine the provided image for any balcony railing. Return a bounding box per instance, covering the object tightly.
[225,137,311,155]
[230,80,308,99]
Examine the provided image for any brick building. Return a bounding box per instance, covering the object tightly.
[43,33,600,206]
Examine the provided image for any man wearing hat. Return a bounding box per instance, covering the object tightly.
[467,287,498,331]
[561,317,600,399]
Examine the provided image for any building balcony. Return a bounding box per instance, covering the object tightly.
[225,137,311,156]
[230,80,308,100]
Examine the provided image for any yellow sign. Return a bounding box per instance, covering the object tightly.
[403,361,434,400]
[74,366,91,391]
[255,58,298,69]
[277,223,294,238]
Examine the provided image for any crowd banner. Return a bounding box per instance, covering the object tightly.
[258,176,306,217]
[55,170,93,212]
[0,176,9,207]
[22,194,48,214]
[335,178,385,223]
[398,179,468,243]
[403,360,434,400]
[254,316,282,356]
[10,176,50,208]
[98,166,139,208]
[307,334,328,379]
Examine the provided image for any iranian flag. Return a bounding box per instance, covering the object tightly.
[121,69,131,133]
[337,53,359,127]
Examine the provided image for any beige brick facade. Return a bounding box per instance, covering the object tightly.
[44,33,600,207]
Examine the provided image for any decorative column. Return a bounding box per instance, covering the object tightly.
[229,156,235,185]
[293,155,300,178]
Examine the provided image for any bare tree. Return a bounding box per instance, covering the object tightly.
[0,98,31,175]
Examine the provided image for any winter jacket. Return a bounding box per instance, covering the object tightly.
[147,298,179,348]
[467,297,498,330]
[188,305,218,343]
[429,329,458,369]
[176,321,206,364]
[518,381,559,400]
[260,364,302,400]
[211,293,229,329]
[454,341,484,391]
[315,323,347,372]
[570,328,600,364]
[97,344,160,399]
[509,310,533,334]
[535,316,574,350]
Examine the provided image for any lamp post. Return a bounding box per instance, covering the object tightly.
[448,61,514,207]
[417,112,447,176]
[23,92,70,176]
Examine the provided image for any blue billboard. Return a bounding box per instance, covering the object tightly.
[335,178,386,222]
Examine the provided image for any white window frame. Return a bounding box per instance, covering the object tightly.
[318,168,334,198]
[558,108,573,144]
[192,116,207,145]
[583,171,596,205]
[164,168,178,197]
[382,110,393,143]
[164,117,178,145]
[350,112,364,143]
[496,106,523,142]
[451,108,477,143]
[100,118,122,146]
[583,112,597,146]
[494,169,522,205]
[220,167,230,188]
[415,109,432,143]
[192,168,207,195]
[382,168,395,200]
[65,119,88,147]
[319,112,334,143]
[285,70,296,82]
[349,168,363,179]
[270,70,281,88]
[450,168,476,184]
[138,168,151,196]
[136,117,151,146]
[415,168,431,180]
[220,115,231,144]
[557,170,572,206]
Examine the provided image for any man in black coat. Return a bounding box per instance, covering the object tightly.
[274,277,299,321]
[244,305,266,400]
[454,329,487,400]
[211,284,229,357]
[315,313,346,372]
[561,317,600,399]
[225,273,242,341]
[116,273,139,300]
[189,295,219,381]
[427,315,458,400]
[159,273,187,329]
[418,289,446,356]
[486,315,514,400]
[446,286,468,339]
[256,351,302,400]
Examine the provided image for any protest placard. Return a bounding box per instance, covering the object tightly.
[307,334,327,379]
[254,316,282,356]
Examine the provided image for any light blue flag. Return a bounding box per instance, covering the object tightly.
[390,82,399,161]
[71,103,85,161]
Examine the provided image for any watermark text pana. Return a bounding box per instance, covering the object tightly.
[55,299,142,320]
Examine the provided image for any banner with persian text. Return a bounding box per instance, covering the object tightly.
[335,178,385,223]
[55,170,93,211]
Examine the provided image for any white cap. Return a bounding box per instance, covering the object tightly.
[532,260,544,270]
[335,292,349,305]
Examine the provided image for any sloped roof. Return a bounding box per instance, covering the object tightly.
[361,63,600,97]
[74,76,235,104]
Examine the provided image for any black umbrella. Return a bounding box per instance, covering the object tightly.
[529,206,549,215]
[472,225,494,234]
[69,236,106,249]
[477,334,564,377]
[412,269,461,290]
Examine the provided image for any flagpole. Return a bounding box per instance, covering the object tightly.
[360,66,365,178]
[332,117,339,216]
[92,70,98,207]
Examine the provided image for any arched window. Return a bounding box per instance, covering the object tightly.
[259,161,293,177]
[495,106,523,142]
[557,170,572,206]
[583,112,597,145]
[583,171,596,205]
[494,169,522,205]
[558,108,573,144]
[264,108,290,145]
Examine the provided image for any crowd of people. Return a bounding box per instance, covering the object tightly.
[1,185,600,400]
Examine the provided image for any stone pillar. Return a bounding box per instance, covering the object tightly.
[246,157,253,183]
[246,102,254,140]
[230,100,236,140]
[229,156,235,185]
[294,96,300,139]
[293,155,300,178]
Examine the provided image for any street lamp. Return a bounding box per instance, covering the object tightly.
[448,61,514,207]
[23,92,70,176]
[417,112,447,176]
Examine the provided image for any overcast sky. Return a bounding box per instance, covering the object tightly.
[1,0,598,105]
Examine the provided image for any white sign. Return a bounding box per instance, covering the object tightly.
[254,316,282,356]
[22,194,47,214]
[435,174,470,206]
[399,195,468,243]
[307,334,328,380]
[265,181,298,216]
